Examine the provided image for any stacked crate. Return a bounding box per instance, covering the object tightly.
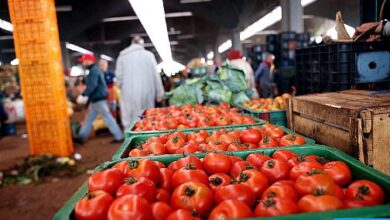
[8,0,73,156]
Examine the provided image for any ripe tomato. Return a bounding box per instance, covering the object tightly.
[289,161,323,181]
[171,166,209,189]
[162,118,179,129]
[279,134,305,146]
[262,124,285,138]
[204,141,228,152]
[214,115,232,126]
[165,132,187,153]
[215,184,256,207]
[237,169,269,197]
[240,128,262,144]
[203,153,232,175]
[345,180,385,205]
[156,188,171,203]
[152,202,173,220]
[298,195,343,212]
[261,181,298,202]
[107,195,152,220]
[209,173,231,191]
[295,170,336,196]
[229,155,243,164]
[260,159,290,183]
[241,117,256,124]
[88,168,125,195]
[229,161,255,178]
[246,153,272,169]
[259,136,279,148]
[184,115,199,128]
[154,161,165,168]
[198,118,216,127]
[128,148,150,157]
[171,182,214,216]
[343,199,377,208]
[254,198,299,217]
[187,130,209,144]
[113,159,160,184]
[166,209,201,220]
[158,168,173,191]
[75,190,114,220]
[208,200,253,220]
[175,143,198,154]
[116,177,157,202]
[168,156,203,171]
[227,142,249,151]
[272,150,298,162]
[334,184,345,200]
[146,142,166,155]
[323,161,352,187]
[218,133,239,145]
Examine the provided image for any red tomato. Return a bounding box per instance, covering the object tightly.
[168,156,203,171]
[198,118,216,127]
[146,142,166,155]
[229,161,255,178]
[345,180,385,205]
[218,133,239,145]
[298,195,343,212]
[88,168,125,195]
[204,141,228,152]
[156,188,171,203]
[209,173,231,191]
[203,153,232,175]
[240,128,262,144]
[279,134,305,146]
[170,182,214,217]
[295,170,336,196]
[208,200,253,220]
[187,130,209,144]
[152,202,173,220]
[215,184,256,207]
[166,209,201,220]
[113,159,160,184]
[107,195,152,220]
[129,148,150,157]
[255,198,299,217]
[171,166,209,189]
[116,177,157,203]
[165,132,186,154]
[334,184,345,200]
[323,161,352,187]
[184,115,199,128]
[175,143,198,154]
[272,150,298,162]
[75,190,114,220]
[343,199,377,208]
[154,161,165,168]
[227,142,249,151]
[214,115,232,126]
[260,159,290,183]
[261,181,298,202]
[158,168,173,191]
[262,125,285,138]
[238,169,269,198]
[229,155,243,164]
[289,161,323,181]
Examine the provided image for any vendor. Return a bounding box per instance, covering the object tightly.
[353,19,389,41]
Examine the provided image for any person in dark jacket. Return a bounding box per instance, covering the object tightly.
[75,54,123,144]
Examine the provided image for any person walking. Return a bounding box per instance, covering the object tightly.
[75,54,123,144]
[99,59,117,117]
[254,52,276,98]
[115,36,164,129]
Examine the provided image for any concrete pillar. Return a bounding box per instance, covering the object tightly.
[60,42,71,71]
[281,0,303,33]
[231,27,241,51]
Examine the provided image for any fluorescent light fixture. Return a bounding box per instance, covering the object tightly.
[70,65,84,77]
[103,11,193,22]
[207,51,214,60]
[326,24,355,40]
[131,30,181,37]
[0,19,13,32]
[11,58,19,65]
[65,42,93,54]
[181,0,211,3]
[301,0,317,6]
[157,60,185,76]
[218,40,232,53]
[56,5,72,12]
[100,54,114,61]
[144,41,178,48]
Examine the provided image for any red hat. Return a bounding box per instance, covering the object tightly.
[227,50,242,60]
[77,54,96,62]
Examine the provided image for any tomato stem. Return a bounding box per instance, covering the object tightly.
[124,177,138,184]
[128,160,139,169]
[185,187,196,197]
[267,160,275,168]
[210,177,222,185]
[85,192,95,200]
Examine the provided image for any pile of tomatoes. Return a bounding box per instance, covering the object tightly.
[75,150,385,220]
[242,94,290,112]
[133,103,257,131]
[128,124,306,157]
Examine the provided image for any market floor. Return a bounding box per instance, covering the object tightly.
[0,124,121,220]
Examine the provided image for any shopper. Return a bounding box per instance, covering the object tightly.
[99,59,117,117]
[353,20,390,41]
[227,50,259,98]
[74,54,123,144]
[254,52,276,98]
[115,36,164,129]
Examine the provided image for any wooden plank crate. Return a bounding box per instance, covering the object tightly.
[287,90,390,175]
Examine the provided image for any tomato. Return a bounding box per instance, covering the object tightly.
[255,198,299,217]
[241,117,256,124]
[229,155,243,164]
[334,184,345,200]
[279,134,305,146]
[261,181,298,202]
[238,169,269,197]
[203,153,232,175]
[116,177,157,202]
[206,131,223,142]
[272,150,298,162]
[184,115,199,128]
[215,184,256,207]
[107,195,152,220]
[156,188,171,203]
[295,170,336,196]
[152,202,173,220]
[227,142,249,151]
[171,182,214,216]
[343,199,377,208]
[198,118,216,127]
[146,142,166,155]
[209,173,231,191]
[159,133,170,144]
[165,132,186,153]
[204,141,228,152]
[166,209,201,220]
[129,148,150,157]
[259,136,279,148]
[162,118,179,129]
[305,155,328,165]
[246,153,272,169]
[88,168,125,195]
[175,143,198,154]
[298,195,343,212]
[171,166,209,188]
[154,161,165,168]
[262,124,285,138]
[168,156,203,171]
[75,190,114,220]
[345,180,385,205]
[187,130,209,144]
[113,159,160,184]
[218,133,239,145]
[323,161,352,187]
[158,168,173,191]
[240,128,262,144]
[208,200,253,220]
[229,161,255,178]
[214,115,231,126]
[148,136,163,144]
[260,159,290,183]
[289,161,323,181]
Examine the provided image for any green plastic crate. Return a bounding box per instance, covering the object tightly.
[237,103,287,127]
[114,124,315,160]
[54,145,390,220]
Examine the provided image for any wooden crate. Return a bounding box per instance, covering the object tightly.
[287,90,390,175]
